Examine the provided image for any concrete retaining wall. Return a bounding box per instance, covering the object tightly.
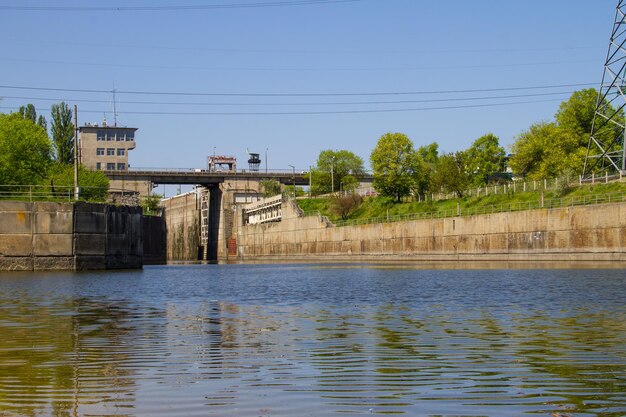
[236,202,626,262]
[162,192,200,261]
[0,201,144,271]
[143,213,167,265]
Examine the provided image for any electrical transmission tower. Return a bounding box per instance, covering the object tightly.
[584,0,626,178]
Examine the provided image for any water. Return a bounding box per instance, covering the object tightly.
[0,264,625,416]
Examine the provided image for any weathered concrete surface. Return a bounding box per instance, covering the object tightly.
[0,201,147,271]
[162,192,200,261]
[236,202,626,262]
[143,213,167,265]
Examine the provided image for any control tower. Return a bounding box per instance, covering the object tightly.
[247,152,261,172]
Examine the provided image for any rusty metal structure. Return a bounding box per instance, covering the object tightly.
[584,0,626,177]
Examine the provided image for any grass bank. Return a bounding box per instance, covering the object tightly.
[297,181,626,224]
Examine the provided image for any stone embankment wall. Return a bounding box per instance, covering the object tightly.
[236,202,626,262]
[0,201,145,271]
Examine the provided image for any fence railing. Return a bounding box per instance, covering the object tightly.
[0,185,138,203]
[319,191,626,227]
[355,173,625,202]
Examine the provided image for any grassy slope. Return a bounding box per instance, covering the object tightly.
[297,181,626,223]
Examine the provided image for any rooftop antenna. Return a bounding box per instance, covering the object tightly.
[583,0,626,178]
[112,85,118,127]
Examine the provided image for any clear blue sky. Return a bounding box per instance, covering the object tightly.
[0,0,617,174]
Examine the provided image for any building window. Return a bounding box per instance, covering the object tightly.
[107,148,115,156]
[96,148,104,156]
[116,130,125,141]
[97,130,105,141]
[126,131,135,141]
[106,131,114,141]
[107,163,116,170]
[117,163,126,171]
[117,148,125,156]
[96,162,101,170]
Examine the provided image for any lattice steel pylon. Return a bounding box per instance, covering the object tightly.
[584,0,626,177]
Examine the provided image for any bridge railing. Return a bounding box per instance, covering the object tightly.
[116,167,315,175]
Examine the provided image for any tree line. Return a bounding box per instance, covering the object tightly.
[291,88,618,202]
[0,103,108,197]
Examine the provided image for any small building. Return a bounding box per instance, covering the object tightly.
[79,122,137,171]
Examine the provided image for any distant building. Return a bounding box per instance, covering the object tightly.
[79,123,137,171]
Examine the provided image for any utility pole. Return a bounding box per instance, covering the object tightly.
[288,165,296,199]
[74,105,79,201]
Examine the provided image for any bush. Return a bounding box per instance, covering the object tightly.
[330,193,363,220]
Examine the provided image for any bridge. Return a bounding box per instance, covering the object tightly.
[105,167,373,262]
[104,168,373,187]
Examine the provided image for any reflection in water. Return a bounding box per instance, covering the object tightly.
[0,266,625,416]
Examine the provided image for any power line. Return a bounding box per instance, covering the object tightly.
[0,82,595,98]
[0,37,601,55]
[0,0,362,11]
[0,57,598,72]
[0,91,574,107]
[0,98,565,116]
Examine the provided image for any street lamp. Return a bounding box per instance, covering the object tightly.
[265,147,268,173]
[288,164,296,199]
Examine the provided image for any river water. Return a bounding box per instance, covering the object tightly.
[0,264,625,417]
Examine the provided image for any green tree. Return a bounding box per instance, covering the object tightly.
[0,113,52,185]
[16,103,47,129]
[415,142,439,197]
[311,149,365,194]
[555,88,622,172]
[510,89,621,179]
[509,122,583,180]
[431,151,470,197]
[37,115,47,130]
[370,132,422,202]
[260,179,282,198]
[50,102,75,164]
[464,133,506,186]
[47,164,109,201]
[555,89,601,144]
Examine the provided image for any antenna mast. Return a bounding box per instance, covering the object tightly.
[112,87,118,127]
[584,0,626,177]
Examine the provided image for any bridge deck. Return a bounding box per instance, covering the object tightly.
[105,169,372,186]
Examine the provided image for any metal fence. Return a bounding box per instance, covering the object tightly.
[319,191,626,227]
[0,185,136,203]
[355,173,625,202]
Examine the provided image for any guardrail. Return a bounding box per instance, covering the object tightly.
[311,191,626,227]
[117,167,314,175]
[0,185,137,203]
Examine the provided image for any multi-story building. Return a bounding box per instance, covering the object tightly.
[79,123,137,171]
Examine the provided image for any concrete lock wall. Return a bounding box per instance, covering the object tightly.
[236,202,626,262]
[162,192,201,261]
[0,201,144,271]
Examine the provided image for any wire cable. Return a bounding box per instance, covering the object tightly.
[0,98,565,116]
[0,91,574,107]
[0,0,363,11]
[0,82,596,97]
